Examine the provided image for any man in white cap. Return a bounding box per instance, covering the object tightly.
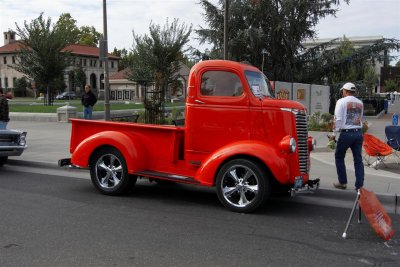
[331,82,364,190]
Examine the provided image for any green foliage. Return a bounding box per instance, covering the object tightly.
[73,66,87,89]
[297,37,400,84]
[54,13,80,45]
[197,0,349,81]
[129,18,191,124]
[363,64,378,96]
[112,48,134,71]
[13,13,71,102]
[55,13,102,46]
[307,112,334,131]
[13,77,29,97]
[78,26,102,46]
[384,78,399,92]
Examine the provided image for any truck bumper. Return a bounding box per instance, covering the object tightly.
[290,178,320,197]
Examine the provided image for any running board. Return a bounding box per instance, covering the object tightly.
[135,170,200,184]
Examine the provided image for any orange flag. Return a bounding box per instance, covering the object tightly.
[358,188,394,241]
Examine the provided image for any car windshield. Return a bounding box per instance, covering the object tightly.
[245,71,273,99]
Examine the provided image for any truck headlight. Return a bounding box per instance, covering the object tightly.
[289,137,296,153]
[279,135,296,153]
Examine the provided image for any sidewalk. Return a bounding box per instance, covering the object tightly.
[5,100,400,212]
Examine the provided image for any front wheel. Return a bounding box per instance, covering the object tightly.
[89,147,137,195]
[216,159,270,213]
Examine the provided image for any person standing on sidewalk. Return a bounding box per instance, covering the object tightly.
[332,82,364,190]
[0,88,10,129]
[81,85,97,120]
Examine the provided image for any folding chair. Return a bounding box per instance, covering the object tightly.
[362,133,394,169]
[385,125,400,164]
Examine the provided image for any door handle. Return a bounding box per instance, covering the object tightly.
[195,99,205,104]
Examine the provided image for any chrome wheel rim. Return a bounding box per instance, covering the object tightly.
[220,164,259,208]
[95,154,124,189]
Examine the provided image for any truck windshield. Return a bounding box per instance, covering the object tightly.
[245,71,273,99]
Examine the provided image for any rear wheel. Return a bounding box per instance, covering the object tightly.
[89,147,136,195]
[216,159,270,213]
[0,156,8,166]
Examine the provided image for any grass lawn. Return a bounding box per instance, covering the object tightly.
[9,98,184,113]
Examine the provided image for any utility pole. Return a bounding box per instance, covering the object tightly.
[224,0,229,60]
[102,0,110,121]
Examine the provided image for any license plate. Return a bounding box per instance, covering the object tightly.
[294,176,303,189]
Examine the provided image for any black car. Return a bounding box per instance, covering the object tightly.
[55,92,77,100]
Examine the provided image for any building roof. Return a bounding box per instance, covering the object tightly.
[62,44,120,59]
[0,42,120,59]
[109,68,131,80]
[0,41,25,53]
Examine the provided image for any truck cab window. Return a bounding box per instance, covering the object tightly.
[245,71,273,98]
[201,71,243,97]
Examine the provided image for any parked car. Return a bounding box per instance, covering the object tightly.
[0,130,27,166]
[55,92,77,100]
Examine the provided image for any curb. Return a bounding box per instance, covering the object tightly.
[7,158,62,170]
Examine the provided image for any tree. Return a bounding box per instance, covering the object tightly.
[12,13,71,105]
[13,77,29,97]
[197,0,349,81]
[128,19,191,124]
[78,26,102,46]
[297,37,400,84]
[54,13,80,45]
[384,79,399,92]
[55,13,102,46]
[112,48,134,71]
[363,64,378,96]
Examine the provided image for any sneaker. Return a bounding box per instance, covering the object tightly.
[333,182,347,189]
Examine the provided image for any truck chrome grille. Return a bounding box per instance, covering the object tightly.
[295,111,309,173]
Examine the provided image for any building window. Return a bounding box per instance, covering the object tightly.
[80,59,82,66]
[83,59,87,66]
[5,77,8,88]
[3,56,7,64]
[12,56,15,64]
[111,61,114,69]
[13,77,16,88]
[0,78,2,88]
[100,61,103,68]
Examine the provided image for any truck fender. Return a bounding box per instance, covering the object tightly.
[195,140,289,186]
[71,131,146,172]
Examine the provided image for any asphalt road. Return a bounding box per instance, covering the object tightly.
[1,166,399,267]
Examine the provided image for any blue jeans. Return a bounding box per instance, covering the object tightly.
[0,121,8,129]
[335,131,364,189]
[83,106,93,120]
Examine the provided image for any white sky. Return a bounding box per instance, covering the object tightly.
[0,0,399,62]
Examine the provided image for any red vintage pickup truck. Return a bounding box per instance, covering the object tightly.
[60,60,317,213]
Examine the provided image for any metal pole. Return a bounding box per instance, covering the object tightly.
[342,190,361,239]
[103,0,110,121]
[224,0,229,60]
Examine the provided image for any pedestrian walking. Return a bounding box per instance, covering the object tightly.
[0,88,10,129]
[81,85,97,120]
[331,82,364,190]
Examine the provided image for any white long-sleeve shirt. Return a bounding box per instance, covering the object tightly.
[333,95,363,134]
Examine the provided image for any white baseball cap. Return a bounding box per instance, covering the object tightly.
[341,82,356,91]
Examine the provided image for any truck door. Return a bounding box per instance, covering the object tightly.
[185,69,250,164]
